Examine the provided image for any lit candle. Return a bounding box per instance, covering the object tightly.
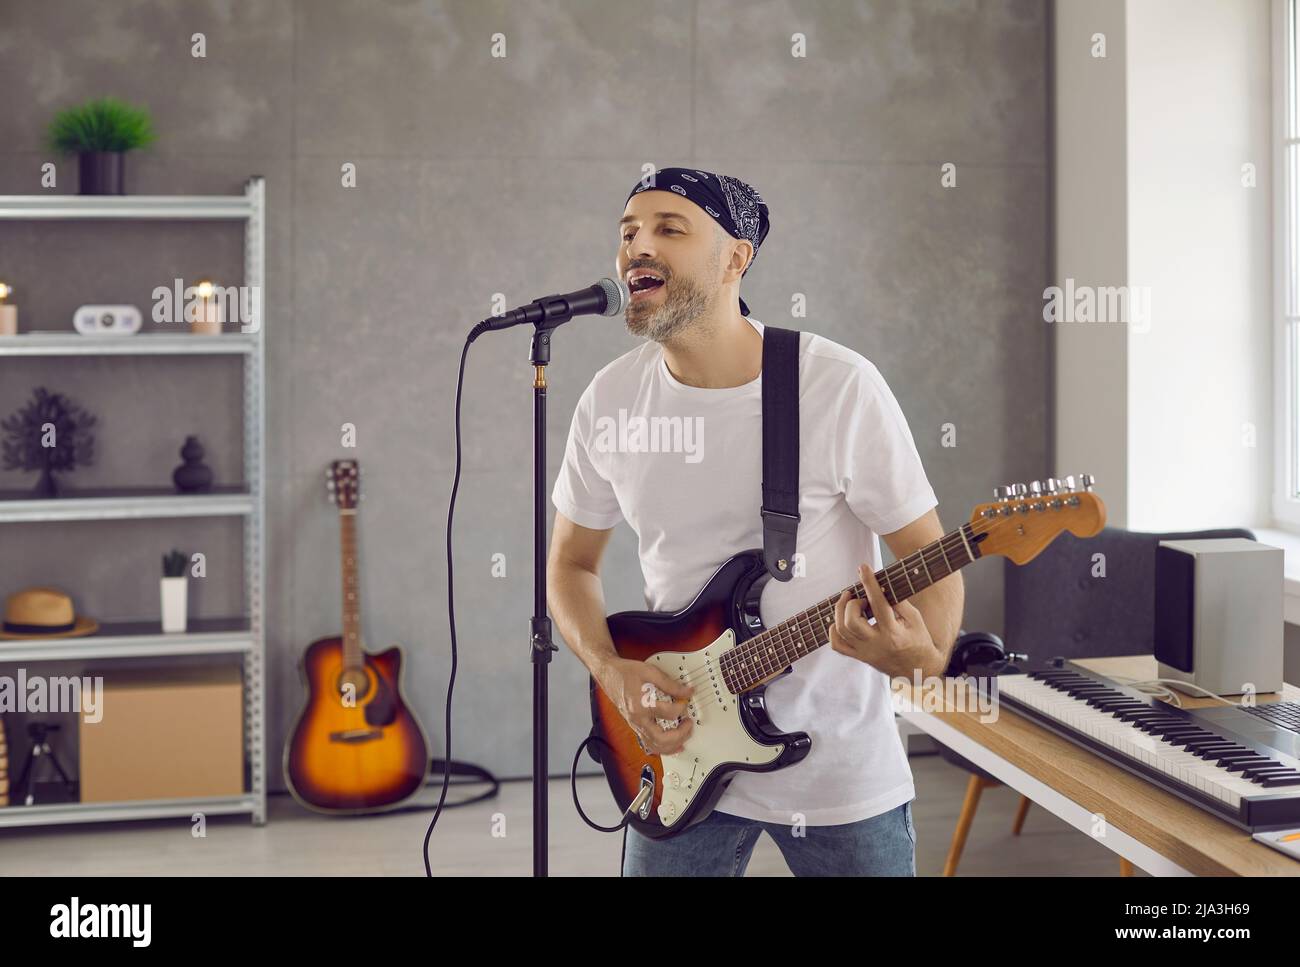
[0,283,16,336]
[191,278,222,335]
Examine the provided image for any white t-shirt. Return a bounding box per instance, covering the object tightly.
[552,317,939,825]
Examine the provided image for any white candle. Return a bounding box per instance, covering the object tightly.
[0,283,14,335]
[191,281,222,335]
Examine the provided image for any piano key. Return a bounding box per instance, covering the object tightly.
[1225,759,1274,773]
[1243,765,1293,779]
[1259,774,1300,787]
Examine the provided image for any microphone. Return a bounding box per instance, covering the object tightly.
[470,278,628,341]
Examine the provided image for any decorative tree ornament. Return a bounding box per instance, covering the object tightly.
[1,387,98,497]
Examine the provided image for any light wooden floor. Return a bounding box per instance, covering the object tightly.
[0,754,1142,876]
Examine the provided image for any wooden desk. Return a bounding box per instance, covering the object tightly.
[893,656,1300,876]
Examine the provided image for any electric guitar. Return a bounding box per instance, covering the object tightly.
[284,459,431,814]
[590,474,1106,839]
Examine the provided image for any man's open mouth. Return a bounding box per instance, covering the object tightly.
[627,269,666,295]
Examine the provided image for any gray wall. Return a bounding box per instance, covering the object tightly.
[0,0,1049,787]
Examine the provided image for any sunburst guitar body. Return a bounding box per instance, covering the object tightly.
[284,459,431,814]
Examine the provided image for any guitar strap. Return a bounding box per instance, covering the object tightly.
[760,325,801,582]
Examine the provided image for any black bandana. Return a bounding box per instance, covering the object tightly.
[625,167,770,317]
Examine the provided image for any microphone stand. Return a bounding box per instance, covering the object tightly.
[470,282,621,877]
[528,318,560,878]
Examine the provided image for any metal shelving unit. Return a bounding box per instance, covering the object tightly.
[0,193,256,220]
[1,794,261,830]
[0,332,258,357]
[0,487,254,523]
[0,618,253,664]
[0,178,267,827]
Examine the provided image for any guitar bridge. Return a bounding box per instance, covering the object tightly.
[328,728,383,744]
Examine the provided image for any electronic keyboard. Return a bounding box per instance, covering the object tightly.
[990,661,1300,831]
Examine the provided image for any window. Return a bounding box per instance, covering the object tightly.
[1275,0,1300,528]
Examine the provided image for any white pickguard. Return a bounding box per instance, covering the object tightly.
[646,628,784,828]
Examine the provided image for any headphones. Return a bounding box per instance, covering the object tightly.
[944,630,1028,677]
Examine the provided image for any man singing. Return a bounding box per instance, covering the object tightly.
[547,167,964,876]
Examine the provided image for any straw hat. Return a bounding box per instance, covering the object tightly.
[0,587,99,639]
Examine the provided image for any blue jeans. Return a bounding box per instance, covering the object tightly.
[621,800,916,876]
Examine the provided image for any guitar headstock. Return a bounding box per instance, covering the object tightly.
[969,474,1106,565]
[326,459,361,510]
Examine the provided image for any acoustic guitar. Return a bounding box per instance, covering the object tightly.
[590,474,1106,839]
[284,459,431,814]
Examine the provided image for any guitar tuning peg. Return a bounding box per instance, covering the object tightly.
[1079,472,1095,492]
[1061,474,1076,492]
[1044,477,1060,495]
[993,485,1011,502]
[1011,483,1028,498]
[1028,480,1043,496]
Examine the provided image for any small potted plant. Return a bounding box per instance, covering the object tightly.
[46,97,156,195]
[161,549,188,633]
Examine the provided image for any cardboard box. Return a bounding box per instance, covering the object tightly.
[79,664,243,802]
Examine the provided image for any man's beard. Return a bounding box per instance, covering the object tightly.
[624,270,715,344]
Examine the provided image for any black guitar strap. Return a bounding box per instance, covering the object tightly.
[760,326,801,582]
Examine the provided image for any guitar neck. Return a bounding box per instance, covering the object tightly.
[339,509,363,668]
[725,522,984,693]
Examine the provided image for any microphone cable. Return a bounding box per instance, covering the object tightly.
[422,329,480,876]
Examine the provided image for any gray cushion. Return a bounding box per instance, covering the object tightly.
[1004,525,1255,660]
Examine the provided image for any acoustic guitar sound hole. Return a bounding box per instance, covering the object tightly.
[336,666,372,704]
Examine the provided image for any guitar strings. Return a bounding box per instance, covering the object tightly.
[646,525,979,720]
[664,523,979,705]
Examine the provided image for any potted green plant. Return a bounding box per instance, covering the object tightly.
[46,97,156,195]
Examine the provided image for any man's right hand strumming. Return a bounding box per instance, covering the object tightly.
[596,656,695,756]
